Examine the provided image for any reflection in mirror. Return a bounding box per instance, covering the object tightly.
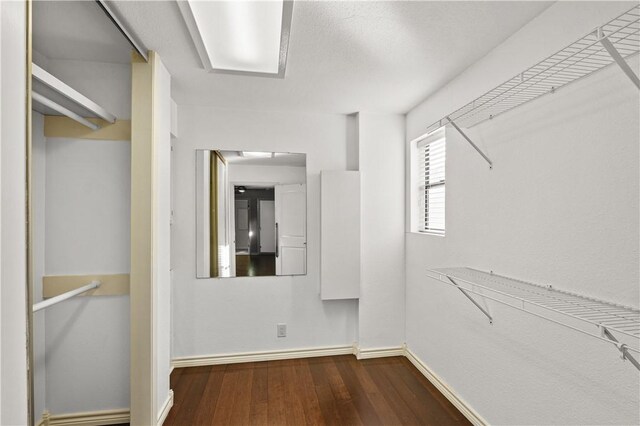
[196,150,307,278]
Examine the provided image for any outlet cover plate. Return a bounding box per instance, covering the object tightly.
[277,323,286,338]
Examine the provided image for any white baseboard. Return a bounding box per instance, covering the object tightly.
[172,344,356,368]
[157,389,174,426]
[355,345,405,359]
[170,343,485,426]
[404,347,488,426]
[37,393,173,426]
[40,408,130,426]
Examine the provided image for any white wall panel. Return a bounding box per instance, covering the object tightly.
[358,113,406,350]
[320,171,360,300]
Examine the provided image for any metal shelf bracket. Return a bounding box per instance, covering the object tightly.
[446,117,493,169]
[600,325,640,371]
[429,267,640,372]
[425,7,640,134]
[446,275,493,324]
[596,27,640,90]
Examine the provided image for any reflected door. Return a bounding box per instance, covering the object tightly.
[275,184,306,275]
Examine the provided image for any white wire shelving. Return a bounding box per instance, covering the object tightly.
[427,267,640,371]
[422,5,640,168]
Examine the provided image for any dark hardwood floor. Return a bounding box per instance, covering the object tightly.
[235,254,276,277]
[164,355,470,426]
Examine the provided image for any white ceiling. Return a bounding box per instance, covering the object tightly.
[34,1,553,115]
[33,0,132,64]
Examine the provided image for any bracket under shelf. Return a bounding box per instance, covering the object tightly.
[424,5,640,168]
[427,267,640,372]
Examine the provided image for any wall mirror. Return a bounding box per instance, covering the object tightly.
[196,150,307,278]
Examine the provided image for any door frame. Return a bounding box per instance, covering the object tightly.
[229,181,277,257]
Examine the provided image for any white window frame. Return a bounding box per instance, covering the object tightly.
[413,127,446,236]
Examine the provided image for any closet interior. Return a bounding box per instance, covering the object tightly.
[30,1,133,422]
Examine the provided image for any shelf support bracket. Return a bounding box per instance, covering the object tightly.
[446,117,493,169]
[597,28,640,90]
[446,275,493,324]
[600,326,640,371]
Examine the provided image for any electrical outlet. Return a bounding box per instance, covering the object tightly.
[277,323,286,338]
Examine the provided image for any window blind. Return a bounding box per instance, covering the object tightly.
[417,128,445,235]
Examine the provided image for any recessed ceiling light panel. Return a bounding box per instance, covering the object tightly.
[240,151,273,158]
[178,0,293,78]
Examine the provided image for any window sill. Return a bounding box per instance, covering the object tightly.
[412,230,445,237]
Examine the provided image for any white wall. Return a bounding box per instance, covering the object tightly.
[228,164,306,185]
[43,137,131,414]
[405,2,639,424]
[0,1,28,424]
[357,113,406,350]
[172,107,358,357]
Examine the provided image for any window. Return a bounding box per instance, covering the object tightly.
[417,128,446,235]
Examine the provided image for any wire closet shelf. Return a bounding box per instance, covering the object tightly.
[425,5,640,134]
[427,267,640,370]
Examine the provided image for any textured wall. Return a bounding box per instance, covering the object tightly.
[358,113,406,350]
[172,106,358,358]
[405,2,640,424]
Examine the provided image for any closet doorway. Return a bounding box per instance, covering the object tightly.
[27,1,148,424]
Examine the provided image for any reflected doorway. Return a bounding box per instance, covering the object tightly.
[234,186,276,277]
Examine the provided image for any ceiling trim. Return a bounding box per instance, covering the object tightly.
[177,0,294,79]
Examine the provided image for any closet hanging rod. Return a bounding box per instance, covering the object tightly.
[33,281,101,313]
[32,92,100,131]
[32,64,117,123]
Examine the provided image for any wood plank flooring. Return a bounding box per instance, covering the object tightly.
[164,355,470,426]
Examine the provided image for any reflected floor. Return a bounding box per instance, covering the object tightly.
[235,254,275,277]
